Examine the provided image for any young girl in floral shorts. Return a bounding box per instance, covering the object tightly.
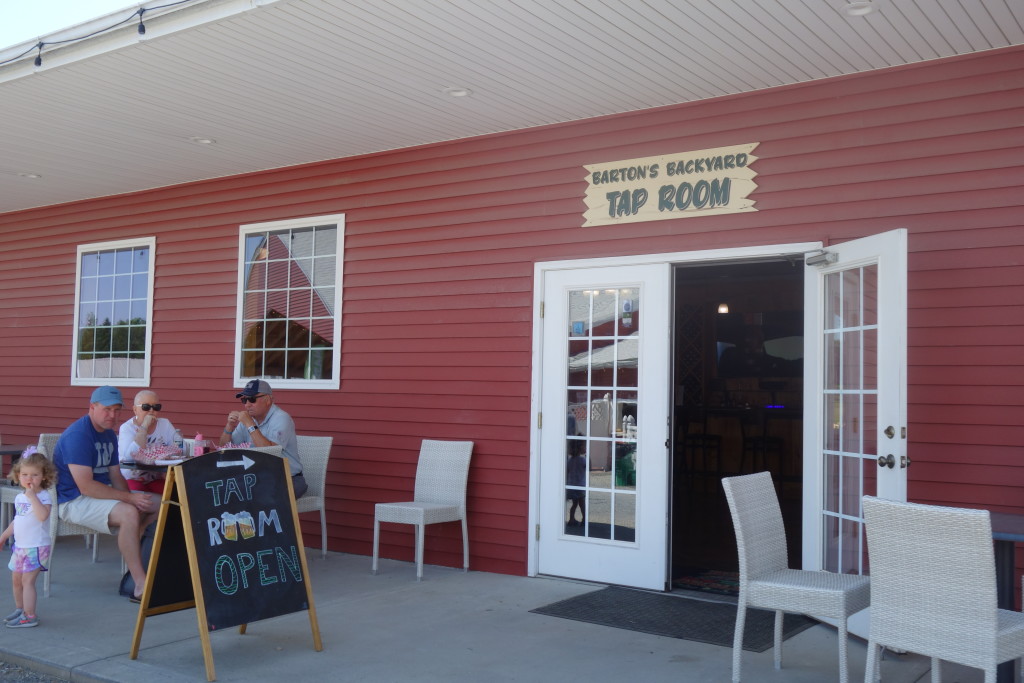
[0,447,56,628]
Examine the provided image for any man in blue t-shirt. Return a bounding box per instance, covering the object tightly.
[53,386,160,602]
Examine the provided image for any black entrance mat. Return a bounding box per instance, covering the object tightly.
[530,586,816,652]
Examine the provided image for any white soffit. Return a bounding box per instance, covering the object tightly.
[0,0,1021,213]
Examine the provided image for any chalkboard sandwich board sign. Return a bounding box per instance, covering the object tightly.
[129,449,322,681]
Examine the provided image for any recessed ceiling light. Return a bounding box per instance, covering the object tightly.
[16,172,41,179]
[442,87,473,97]
[187,136,216,145]
[844,1,876,16]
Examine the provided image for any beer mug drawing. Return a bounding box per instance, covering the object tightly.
[237,511,256,539]
[221,512,238,542]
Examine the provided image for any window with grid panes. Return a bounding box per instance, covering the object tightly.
[72,237,155,386]
[236,215,343,389]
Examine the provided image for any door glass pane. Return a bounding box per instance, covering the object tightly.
[613,492,636,542]
[842,270,862,327]
[842,331,861,390]
[562,286,641,544]
[586,490,611,539]
[824,453,840,513]
[824,332,841,390]
[862,265,878,326]
[824,397,841,451]
[590,339,616,387]
[824,273,841,329]
[615,337,639,387]
[841,394,861,453]
[840,455,861,518]
[863,393,878,456]
[567,340,589,386]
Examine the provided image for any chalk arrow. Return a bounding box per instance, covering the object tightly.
[217,454,255,470]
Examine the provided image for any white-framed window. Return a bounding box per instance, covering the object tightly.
[235,214,344,390]
[71,237,155,387]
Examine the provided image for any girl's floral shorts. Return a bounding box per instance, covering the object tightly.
[8,545,50,573]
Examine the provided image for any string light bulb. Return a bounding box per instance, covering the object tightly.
[138,9,147,35]
[34,44,42,67]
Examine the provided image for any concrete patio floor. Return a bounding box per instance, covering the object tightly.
[0,534,997,682]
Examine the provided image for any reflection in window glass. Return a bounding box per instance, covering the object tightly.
[238,216,343,387]
[562,285,641,544]
[74,239,153,384]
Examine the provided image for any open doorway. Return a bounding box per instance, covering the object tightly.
[671,258,804,593]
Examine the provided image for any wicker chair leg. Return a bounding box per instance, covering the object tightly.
[415,523,425,581]
[461,516,469,571]
[732,601,746,682]
[773,610,784,669]
[371,518,380,574]
[319,508,327,560]
[864,641,879,683]
[836,620,849,683]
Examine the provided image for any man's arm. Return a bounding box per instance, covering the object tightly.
[67,463,134,504]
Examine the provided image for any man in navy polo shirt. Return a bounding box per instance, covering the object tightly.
[53,386,160,601]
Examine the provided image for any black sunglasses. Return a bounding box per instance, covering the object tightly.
[138,403,162,411]
[240,395,266,404]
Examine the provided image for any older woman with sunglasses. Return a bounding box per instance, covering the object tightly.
[117,390,178,494]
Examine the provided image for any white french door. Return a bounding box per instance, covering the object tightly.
[803,228,908,575]
[536,264,670,590]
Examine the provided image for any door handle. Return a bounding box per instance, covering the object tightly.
[884,426,896,439]
[878,454,895,469]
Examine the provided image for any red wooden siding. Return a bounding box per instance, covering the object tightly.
[1,46,1022,576]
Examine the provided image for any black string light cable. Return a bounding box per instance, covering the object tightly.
[1,0,195,69]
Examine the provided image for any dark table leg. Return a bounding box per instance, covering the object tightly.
[995,539,1014,683]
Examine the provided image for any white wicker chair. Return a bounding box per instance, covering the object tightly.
[372,439,474,580]
[295,435,333,559]
[862,496,1024,683]
[722,471,870,683]
[44,483,114,597]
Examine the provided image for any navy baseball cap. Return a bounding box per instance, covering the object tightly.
[236,379,273,398]
[90,385,124,406]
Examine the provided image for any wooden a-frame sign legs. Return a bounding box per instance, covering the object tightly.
[129,453,322,681]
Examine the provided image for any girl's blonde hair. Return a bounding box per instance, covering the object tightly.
[9,450,57,491]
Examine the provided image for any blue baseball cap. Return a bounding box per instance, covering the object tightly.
[90,385,124,406]
[236,379,273,398]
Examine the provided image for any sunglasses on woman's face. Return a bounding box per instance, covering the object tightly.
[138,403,162,411]
[239,395,265,404]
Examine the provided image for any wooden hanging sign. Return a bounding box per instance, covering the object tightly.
[129,449,322,681]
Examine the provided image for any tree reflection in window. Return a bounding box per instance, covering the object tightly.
[75,243,150,380]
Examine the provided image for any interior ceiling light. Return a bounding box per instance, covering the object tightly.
[187,136,216,145]
[844,1,876,16]
[717,303,729,314]
[442,87,473,97]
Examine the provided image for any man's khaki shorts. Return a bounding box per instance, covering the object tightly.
[59,496,119,534]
